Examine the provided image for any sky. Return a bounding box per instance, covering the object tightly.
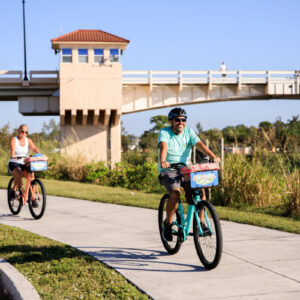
[0,0,299,135]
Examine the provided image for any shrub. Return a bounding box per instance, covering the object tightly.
[214,154,284,207]
[285,169,300,218]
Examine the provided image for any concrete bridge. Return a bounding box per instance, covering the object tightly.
[1,29,299,165]
[1,69,299,114]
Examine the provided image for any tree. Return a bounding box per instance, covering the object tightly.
[287,115,300,152]
[139,130,157,150]
[222,126,237,146]
[235,124,250,145]
[149,115,169,133]
[0,123,11,151]
[274,117,288,152]
[41,119,60,141]
[195,122,203,135]
[259,121,276,151]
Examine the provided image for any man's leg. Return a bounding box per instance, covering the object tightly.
[200,188,206,222]
[166,189,181,224]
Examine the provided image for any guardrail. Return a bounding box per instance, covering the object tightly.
[122,70,300,87]
[0,70,59,84]
[0,71,23,83]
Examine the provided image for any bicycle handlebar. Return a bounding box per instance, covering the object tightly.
[11,156,26,160]
[169,162,187,170]
[169,159,215,171]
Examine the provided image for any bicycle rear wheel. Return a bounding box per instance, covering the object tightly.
[7,177,22,215]
[158,194,183,255]
[28,178,46,220]
[193,201,223,269]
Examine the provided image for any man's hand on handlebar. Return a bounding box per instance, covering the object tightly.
[160,161,170,169]
[213,157,221,163]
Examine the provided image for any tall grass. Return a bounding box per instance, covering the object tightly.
[213,153,300,218]
[1,144,299,218]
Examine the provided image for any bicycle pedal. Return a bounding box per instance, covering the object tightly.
[199,231,212,237]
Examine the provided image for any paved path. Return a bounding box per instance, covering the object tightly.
[1,190,300,299]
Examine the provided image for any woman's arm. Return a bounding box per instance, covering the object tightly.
[28,138,40,154]
[10,137,16,158]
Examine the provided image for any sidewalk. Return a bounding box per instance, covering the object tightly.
[1,190,300,299]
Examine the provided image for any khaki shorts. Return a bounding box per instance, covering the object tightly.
[158,169,184,193]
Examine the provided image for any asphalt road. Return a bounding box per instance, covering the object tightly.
[1,189,300,299]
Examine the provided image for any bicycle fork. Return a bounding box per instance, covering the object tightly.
[174,194,213,242]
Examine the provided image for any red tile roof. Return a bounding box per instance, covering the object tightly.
[51,29,130,43]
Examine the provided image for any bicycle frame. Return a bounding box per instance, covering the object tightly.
[174,190,213,242]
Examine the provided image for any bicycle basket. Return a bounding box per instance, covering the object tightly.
[180,163,220,189]
[24,154,48,172]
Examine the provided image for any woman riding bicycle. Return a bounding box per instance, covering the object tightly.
[158,107,221,241]
[8,124,40,206]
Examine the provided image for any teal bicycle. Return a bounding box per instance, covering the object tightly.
[158,162,223,269]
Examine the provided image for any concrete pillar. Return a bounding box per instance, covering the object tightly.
[61,123,108,162]
[110,120,121,167]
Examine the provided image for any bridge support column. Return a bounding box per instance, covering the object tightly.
[110,109,121,166]
[60,109,121,165]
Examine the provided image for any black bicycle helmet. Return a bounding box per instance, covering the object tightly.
[168,107,187,120]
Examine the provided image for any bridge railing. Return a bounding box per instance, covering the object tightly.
[0,70,59,84]
[29,70,59,83]
[0,71,23,84]
[122,70,299,86]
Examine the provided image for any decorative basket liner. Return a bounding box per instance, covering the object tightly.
[24,156,48,162]
[180,163,220,175]
[24,154,48,171]
[190,170,219,188]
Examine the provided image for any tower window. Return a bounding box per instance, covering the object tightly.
[109,49,120,62]
[62,48,72,63]
[78,49,88,63]
[94,49,104,63]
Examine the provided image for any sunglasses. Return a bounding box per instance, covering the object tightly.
[21,130,28,134]
[174,118,186,123]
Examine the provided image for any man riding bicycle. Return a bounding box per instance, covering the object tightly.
[158,107,221,241]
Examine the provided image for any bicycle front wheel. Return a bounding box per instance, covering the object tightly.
[7,178,22,215]
[28,178,46,219]
[158,194,183,255]
[193,201,223,269]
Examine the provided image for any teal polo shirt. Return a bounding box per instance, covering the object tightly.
[158,127,200,174]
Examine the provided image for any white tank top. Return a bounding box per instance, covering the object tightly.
[9,137,29,164]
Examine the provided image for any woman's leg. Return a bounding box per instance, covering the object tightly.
[12,167,23,190]
[23,170,34,204]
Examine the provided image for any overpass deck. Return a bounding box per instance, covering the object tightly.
[0,70,299,115]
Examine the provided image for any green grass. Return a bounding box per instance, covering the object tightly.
[0,224,148,300]
[1,175,300,234]
[1,174,300,299]
[0,175,162,209]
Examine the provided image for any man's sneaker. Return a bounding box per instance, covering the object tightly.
[163,221,173,241]
[31,200,39,208]
[200,222,210,235]
[9,190,16,201]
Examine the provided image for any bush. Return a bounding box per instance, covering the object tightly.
[213,153,300,218]
[285,169,300,218]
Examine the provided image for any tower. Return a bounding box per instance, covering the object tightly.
[51,29,129,164]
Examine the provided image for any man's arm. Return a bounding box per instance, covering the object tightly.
[195,141,221,163]
[159,141,170,169]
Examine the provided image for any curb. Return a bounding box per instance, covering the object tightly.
[0,258,40,300]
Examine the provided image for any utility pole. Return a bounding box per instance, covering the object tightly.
[22,0,28,81]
